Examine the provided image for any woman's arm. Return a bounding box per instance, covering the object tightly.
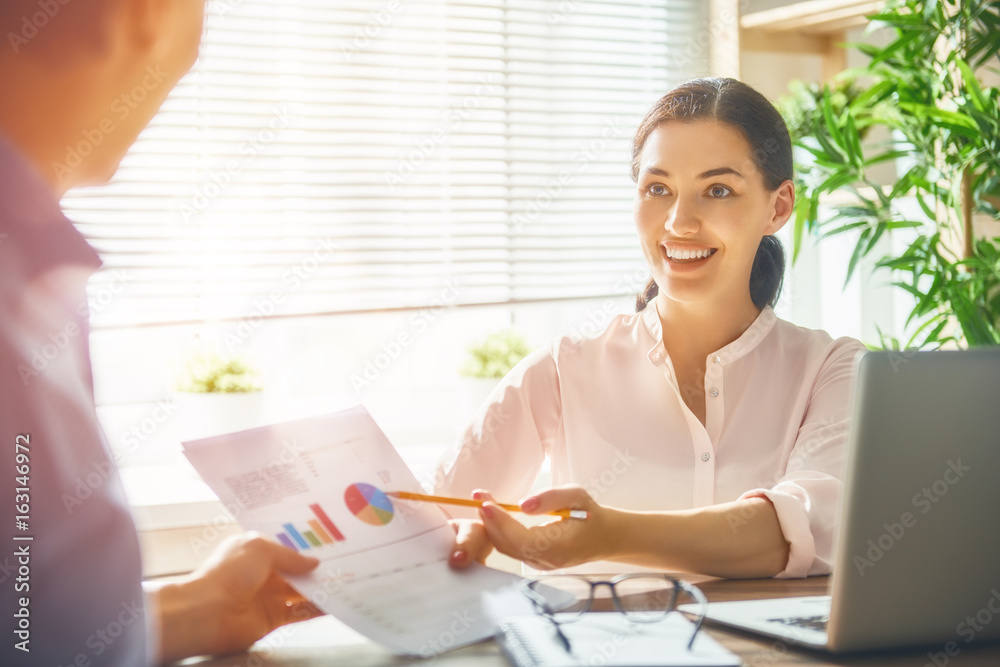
[434,345,561,515]
[609,496,790,578]
[438,344,565,567]
[470,486,790,579]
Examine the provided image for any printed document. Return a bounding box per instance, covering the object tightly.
[182,405,522,657]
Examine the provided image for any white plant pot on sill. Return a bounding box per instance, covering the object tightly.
[457,376,502,428]
[171,390,267,441]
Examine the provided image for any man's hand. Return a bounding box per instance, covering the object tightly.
[150,532,323,664]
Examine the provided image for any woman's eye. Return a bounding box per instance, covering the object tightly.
[648,184,668,196]
[709,185,732,198]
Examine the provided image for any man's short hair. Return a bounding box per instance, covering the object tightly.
[1,0,117,59]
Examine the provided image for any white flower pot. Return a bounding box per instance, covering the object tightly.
[171,390,267,441]
[457,377,501,425]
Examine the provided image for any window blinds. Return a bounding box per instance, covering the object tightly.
[62,0,705,328]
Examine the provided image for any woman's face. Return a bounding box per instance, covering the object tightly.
[633,120,792,312]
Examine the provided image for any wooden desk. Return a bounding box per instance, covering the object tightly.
[178,575,1000,666]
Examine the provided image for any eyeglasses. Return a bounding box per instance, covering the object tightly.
[521,573,708,653]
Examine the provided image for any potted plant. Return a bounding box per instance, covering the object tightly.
[172,346,267,439]
[777,75,869,146]
[458,328,533,414]
[788,0,1000,349]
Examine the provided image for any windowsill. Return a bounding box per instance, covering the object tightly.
[122,461,231,531]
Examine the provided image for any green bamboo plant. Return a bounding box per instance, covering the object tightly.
[789,0,1000,348]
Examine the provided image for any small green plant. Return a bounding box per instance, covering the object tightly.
[174,349,263,393]
[460,329,532,379]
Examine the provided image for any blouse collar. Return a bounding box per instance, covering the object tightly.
[641,300,777,368]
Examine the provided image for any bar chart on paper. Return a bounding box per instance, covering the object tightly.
[275,503,346,551]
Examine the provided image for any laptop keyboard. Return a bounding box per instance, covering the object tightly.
[767,614,829,632]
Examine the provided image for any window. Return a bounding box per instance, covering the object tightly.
[62,0,707,329]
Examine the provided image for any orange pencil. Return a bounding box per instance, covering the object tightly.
[386,491,589,520]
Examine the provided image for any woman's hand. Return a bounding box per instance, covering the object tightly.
[447,517,495,568]
[151,532,324,664]
[476,485,620,570]
[448,488,791,577]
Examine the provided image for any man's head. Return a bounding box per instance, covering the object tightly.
[0,0,205,194]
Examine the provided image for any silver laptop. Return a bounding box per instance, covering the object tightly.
[682,349,1000,652]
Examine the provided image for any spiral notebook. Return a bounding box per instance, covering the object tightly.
[495,613,742,667]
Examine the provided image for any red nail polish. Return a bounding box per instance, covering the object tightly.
[452,550,467,563]
[481,504,494,519]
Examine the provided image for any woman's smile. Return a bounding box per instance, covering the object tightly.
[661,242,718,270]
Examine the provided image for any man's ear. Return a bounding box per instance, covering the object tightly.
[764,179,795,236]
[117,0,170,54]
[112,0,203,77]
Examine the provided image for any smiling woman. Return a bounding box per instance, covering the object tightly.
[632,78,790,316]
[434,77,868,580]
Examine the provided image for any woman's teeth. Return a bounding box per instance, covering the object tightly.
[666,248,714,260]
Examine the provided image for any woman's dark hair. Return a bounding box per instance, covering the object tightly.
[632,77,790,312]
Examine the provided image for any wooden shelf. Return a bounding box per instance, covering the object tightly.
[739,0,884,79]
[741,0,883,36]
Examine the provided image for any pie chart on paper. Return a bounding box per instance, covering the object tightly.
[344,483,395,526]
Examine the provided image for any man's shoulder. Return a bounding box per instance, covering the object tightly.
[0,133,102,280]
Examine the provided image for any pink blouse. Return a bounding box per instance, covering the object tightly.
[433,304,867,578]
